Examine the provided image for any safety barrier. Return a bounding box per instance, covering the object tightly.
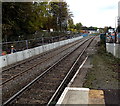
[0,36,83,68]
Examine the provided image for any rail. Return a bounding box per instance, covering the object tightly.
[2,37,94,106]
[47,37,94,105]
[1,37,86,86]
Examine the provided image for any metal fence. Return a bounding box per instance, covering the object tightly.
[1,33,81,55]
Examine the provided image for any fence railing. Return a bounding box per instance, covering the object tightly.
[1,33,81,55]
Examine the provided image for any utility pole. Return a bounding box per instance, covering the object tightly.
[118,1,120,32]
[115,17,118,43]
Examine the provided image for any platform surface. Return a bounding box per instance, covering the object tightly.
[57,87,105,105]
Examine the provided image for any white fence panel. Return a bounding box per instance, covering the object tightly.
[34,47,40,55]
[29,49,35,57]
[7,53,17,65]
[0,55,8,68]
[39,46,43,54]
[1,36,83,68]
[22,49,30,59]
[16,51,24,62]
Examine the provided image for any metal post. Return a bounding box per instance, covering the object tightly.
[42,37,44,45]
[25,40,28,49]
[115,16,118,43]
[52,37,53,43]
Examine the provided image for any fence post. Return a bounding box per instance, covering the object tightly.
[25,40,28,49]
[51,37,53,43]
[42,37,44,45]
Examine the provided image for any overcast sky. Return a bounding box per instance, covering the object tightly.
[65,0,120,28]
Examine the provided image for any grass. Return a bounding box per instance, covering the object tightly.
[83,42,120,89]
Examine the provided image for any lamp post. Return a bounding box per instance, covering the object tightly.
[114,16,119,43]
[115,17,117,43]
[115,16,118,32]
[118,16,120,32]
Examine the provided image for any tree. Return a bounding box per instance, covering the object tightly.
[2,2,51,40]
[2,2,35,41]
[50,2,71,31]
[103,26,109,33]
[31,2,51,30]
[67,18,74,30]
[2,1,72,41]
[81,26,87,30]
[75,22,82,31]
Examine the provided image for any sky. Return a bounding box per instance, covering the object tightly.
[65,0,120,28]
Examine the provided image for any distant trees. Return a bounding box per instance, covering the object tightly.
[103,26,115,33]
[67,22,98,33]
[2,1,72,41]
[50,2,70,31]
[75,23,82,31]
[67,18,74,29]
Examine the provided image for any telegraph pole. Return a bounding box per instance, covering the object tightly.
[118,1,120,33]
[115,17,118,43]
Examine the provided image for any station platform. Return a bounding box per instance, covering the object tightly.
[57,87,105,105]
[57,56,105,105]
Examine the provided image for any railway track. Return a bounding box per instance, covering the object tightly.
[2,36,95,105]
[2,37,88,103]
[2,37,86,85]
[2,37,83,73]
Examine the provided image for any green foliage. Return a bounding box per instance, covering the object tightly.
[50,2,69,31]
[103,26,108,33]
[2,2,72,41]
[2,2,35,41]
[75,22,82,31]
[67,18,74,31]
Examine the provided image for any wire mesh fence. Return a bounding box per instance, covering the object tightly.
[1,32,81,56]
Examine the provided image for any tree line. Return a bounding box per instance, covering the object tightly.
[67,18,98,33]
[2,1,73,42]
[3,1,117,42]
